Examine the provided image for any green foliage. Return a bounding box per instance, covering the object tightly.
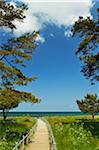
[0,1,39,88]
[0,1,40,116]
[0,88,40,109]
[0,31,39,88]
[0,117,36,150]
[0,1,28,30]
[47,116,99,150]
[0,88,40,120]
[71,9,99,84]
[77,93,99,119]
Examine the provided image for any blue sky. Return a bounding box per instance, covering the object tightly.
[1,0,99,112]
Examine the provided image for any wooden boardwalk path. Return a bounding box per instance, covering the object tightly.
[25,119,50,150]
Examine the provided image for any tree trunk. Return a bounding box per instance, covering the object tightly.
[92,114,95,120]
[3,109,7,121]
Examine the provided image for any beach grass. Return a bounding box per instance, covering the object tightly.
[47,116,99,150]
[0,117,36,150]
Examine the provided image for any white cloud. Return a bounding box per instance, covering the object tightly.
[36,34,45,43]
[11,0,93,40]
[64,30,72,37]
[9,1,16,7]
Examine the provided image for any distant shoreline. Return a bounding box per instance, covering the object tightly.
[0,111,99,117]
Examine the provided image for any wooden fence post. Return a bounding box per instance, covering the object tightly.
[13,121,38,150]
[26,136,29,145]
[14,142,18,150]
[22,135,25,150]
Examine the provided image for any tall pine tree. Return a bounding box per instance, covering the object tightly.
[71,8,99,84]
[0,1,40,118]
[0,1,39,88]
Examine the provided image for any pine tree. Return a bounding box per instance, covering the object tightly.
[77,93,99,119]
[0,1,40,118]
[0,1,39,88]
[0,88,40,120]
[0,1,28,30]
[71,8,99,84]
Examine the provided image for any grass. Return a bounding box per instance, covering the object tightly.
[0,117,36,150]
[47,116,99,150]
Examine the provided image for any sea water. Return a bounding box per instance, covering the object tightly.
[0,111,97,117]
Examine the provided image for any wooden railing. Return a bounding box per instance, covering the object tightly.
[42,118,57,150]
[13,121,37,150]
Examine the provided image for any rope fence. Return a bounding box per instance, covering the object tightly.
[13,121,37,150]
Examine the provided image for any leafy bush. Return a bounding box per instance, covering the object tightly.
[47,116,99,150]
[0,117,36,150]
